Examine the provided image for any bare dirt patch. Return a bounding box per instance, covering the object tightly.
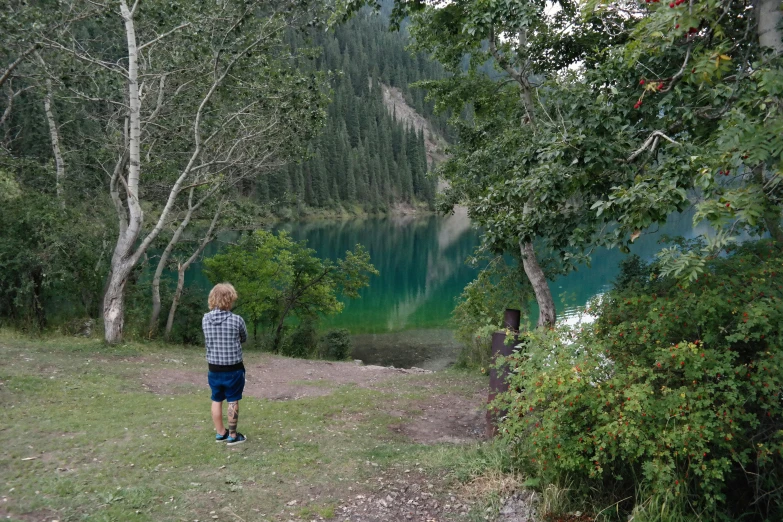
[0,507,60,521]
[142,357,427,400]
[335,469,476,522]
[142,355,489,447]
[389,392,487,444]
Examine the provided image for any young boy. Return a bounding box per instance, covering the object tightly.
[203,283,248,445]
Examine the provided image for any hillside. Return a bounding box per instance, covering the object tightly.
[256,7,451,216]
[379,82,449,167]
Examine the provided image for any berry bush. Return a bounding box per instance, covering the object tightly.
[496,241,783,520]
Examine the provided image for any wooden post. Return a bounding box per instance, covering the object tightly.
[486,309,521,437]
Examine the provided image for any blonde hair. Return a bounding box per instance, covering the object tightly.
[208,283,238,311]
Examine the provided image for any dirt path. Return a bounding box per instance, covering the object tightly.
[3,337,493,522]
[142,354,490,520]
[143,355,488,445]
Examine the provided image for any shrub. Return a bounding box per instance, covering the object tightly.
[0,193,109,329]
[318,328,353,360]
[452,255,531,369]
[613,254,651,291]
[165,289,206,345]
[282,321,319,358]
[496,240,783,520]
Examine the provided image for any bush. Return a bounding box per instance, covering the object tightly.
[496,240,783,520]
[613,254,651,291]
[452,255,531,369]
[165,289,206,345]
[282,321,319,358]
[318,329,353,360]
[0,192,109,329]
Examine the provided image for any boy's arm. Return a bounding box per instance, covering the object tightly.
[238,316,248,344]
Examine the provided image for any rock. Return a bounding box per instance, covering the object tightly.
[496,489,538,522]
[353,360,363,365]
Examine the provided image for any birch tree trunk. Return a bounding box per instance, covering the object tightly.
[149,193,196,336]
[757,0,783,54]
[164,205,222,339]
[149,219,188,336]
[94,1,314,343]
[104,0,142,344]
[36,52,66,208]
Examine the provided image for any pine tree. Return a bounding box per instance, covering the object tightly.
[346,157,357,203]
[270,5,449,212]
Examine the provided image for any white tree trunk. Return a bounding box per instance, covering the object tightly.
[758,0,783,54]
[104,0,142,344]
[103,263,132,342]
[100,2,289,342]
[164,204,222,339]
[36,52,66,207]
[520,241,556,328]
[149,205,195,336]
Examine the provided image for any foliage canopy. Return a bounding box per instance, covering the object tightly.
[203,230,377,352]
[497,241,783,519]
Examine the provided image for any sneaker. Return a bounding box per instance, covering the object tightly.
[215,430,229,442]
[226,433,247,446]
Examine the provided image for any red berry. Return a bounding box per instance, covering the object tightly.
[669,2,674,6]
[640,79,645,85]
[726,203,731,208]
[675,24,680,29]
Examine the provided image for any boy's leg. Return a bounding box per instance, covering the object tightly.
[211,401,225,434]
[227,401,239,438]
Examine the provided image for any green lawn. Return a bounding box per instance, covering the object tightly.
[0,332,504,522]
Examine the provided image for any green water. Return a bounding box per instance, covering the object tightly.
[184,209,699,368]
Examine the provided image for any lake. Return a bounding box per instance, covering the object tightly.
[185,208,701,369]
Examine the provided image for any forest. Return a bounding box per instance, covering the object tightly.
[368,0,783,519]
[260,10,450,214]
[3,0,783,520]
[0,0,445,344]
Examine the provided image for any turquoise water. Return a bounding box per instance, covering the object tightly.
[183,209,700,367]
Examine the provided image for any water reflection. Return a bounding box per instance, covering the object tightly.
[274,210,480,333]
[182,209,701,367]
[551,209,706,324]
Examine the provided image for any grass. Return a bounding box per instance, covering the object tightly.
[0,331,508,522]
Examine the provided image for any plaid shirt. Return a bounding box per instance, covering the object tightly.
[202,309,248,366]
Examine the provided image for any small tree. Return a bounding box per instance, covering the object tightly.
[203,230,378,352]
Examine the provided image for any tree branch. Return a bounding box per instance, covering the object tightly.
[627,131,680,162]
[39,39,129,77]
[0,44,39,90]
[138,23,191,51]
[0,84,35,128]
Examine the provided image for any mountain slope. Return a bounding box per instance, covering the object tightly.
[256,7,451,215]
[380,82,448,168]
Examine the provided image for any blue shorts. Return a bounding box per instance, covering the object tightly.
[208,369,245,402]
